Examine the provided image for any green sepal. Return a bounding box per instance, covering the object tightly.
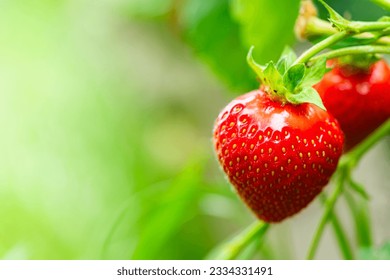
[318,0,351,32]
[263,61,288,97]
[320,0,390,33]
[286,87,326,110]
[247,46,266,84]
[283,63,305,91]
[247,46,327,110]
[299,57,327,88]
[276,46,297,74]
[247,46,288,97]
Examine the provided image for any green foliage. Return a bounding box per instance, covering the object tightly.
[231,0,300,64]
[286,87,325,110]
[360,242,390,259]
[317,0,389,21]
[246,48,326,109]
[131,160,204,259]
[178,0,257,91]
[126,0,174,18]
[299,58,327,88]
[283,63,305,91]
[177,0,300,92]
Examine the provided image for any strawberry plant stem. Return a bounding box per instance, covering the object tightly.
[295,6,390,65]
[344,191,373,248]
[329,212,354,259]
[307,119,390,259]
[214,221,270,260]
[305,17,336,38]
[312,45,390,61]
[348,119,390,164]
[304,17,390,44]
[348,21,390,33]
[294,31,348,64]
[319,194,354,259]
[306,172,344,259]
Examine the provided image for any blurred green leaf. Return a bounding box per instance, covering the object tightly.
[230,0,300,64]
[360,242,390,259]
[131,159,205,259]
[178,0,257,92]
[127,0,174,18]
[178,0,300,92]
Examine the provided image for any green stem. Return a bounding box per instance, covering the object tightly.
[347,21,390,33]
[210,221,270,260]
[304,16,390,43]
[307,119,390,259]
[304,17,337,38]
[307,172,345,259]
[312,45,390,61]
[344,191,373,248]
[295,31,348,64]
[348,119,390,164]
[319,194,354,259]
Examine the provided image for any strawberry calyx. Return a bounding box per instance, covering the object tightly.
[334,54,379,73]
[247,46,327,110]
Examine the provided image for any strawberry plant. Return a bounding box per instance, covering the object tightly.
[210,0,390,259]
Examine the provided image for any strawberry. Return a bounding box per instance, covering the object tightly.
[314,59,390,151]
[213,48,344,222]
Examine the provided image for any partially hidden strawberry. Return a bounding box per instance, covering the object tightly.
[314,59,390,151]
[213,48,344,223]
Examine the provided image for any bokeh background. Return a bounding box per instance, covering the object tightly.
[0,0,389,259]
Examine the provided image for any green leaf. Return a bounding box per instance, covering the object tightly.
[247,46,266,84]
[131,159,204,259]
[206,222,270,260]
[276,46,297,75]
[179,0,257,91]
[371,0,390,12]
[319,0,351,31]
[231,0,300,65]
[276,57,288,76]
[319,0,390,33]
[299,57,327,88]
[359,242,390,259]
[283,63,305,91]
[126,0,174,18]
[286,87,326,110]
[379,16,390,21]
[263,61,287,96]
[247,47,287,96]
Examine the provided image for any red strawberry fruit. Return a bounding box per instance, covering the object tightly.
[314,59,390,151]
[213,48,344,222]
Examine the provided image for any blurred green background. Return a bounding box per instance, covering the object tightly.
[0,0,389,260]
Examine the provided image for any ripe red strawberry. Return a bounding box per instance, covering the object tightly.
[213,89,344,222]
[314,59,390,151]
